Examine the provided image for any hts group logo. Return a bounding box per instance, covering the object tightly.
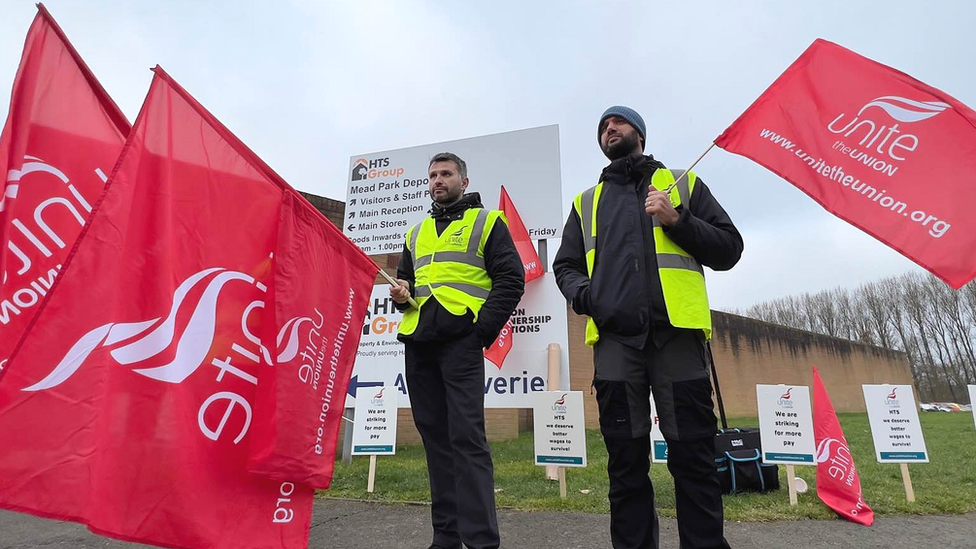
[21,267,315,445]
[350,157,403,181]
[777,387,795,409]
[361,296,401,336]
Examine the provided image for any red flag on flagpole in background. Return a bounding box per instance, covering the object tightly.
[716,39,976,289]
[500,185,543,283]
[812,366,874,525]
[484,186,542,368]
[0,4,129,374]
[0,64,368,548]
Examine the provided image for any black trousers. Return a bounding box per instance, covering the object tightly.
[405,332,499,549]
[594,329,730,549]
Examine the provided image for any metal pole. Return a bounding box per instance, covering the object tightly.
[538,239,549,272]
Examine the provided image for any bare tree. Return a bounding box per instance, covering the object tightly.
[860,281,893,349]
[737,270,976,401]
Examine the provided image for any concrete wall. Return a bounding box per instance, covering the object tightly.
[708,311,913,417]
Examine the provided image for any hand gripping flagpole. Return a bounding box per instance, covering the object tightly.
[378,268,420,309]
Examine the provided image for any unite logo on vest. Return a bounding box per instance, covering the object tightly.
[447,227,465,247]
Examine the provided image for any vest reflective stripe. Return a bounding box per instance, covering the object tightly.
[575,183,603,275]
[414,282,491,300]
[572,169,712,346]
[657,253,704,274]
[414,251,485,271]
[398,208,502,336]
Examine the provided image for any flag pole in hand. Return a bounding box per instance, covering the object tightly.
[378,269,419,309]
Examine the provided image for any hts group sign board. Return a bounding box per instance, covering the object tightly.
[348,273,570,409]
[344,125,563,253]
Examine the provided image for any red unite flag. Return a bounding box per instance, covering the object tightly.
[0,5,129,373]
[484,186,542,368]
[248,190,378,488]
[812,366,874,525]
[716,39,976,289]
[499,185,543,283]
[0,65,375,548]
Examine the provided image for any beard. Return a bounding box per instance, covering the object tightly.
[432,185,464,205]
[601,131,641,160]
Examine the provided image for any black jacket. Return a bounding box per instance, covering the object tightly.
[395,193,525,348]
[553,153,743,349]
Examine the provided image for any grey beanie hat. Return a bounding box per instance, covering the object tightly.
[598,106,646,148]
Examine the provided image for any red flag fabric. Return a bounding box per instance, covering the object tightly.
[247,189,377,488]
[0,67,327,548]
[812,366,874,525]
[484,186,542,368]
[0,5,129,373]
[483,319,513,369]
[715,39,976,289]
[499,185,542,283]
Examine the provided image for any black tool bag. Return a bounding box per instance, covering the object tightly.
[708,345,780,494]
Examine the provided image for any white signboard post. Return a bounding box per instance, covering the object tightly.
[757,385,816,464]
[533,391,587,469]
[348,273,570,409]
[352,386,398,456]
[533,390,586,499]
[344,125,563,254]
[756,384,816,505]
[970,385,976,439]
[352,386,398,493]
[650,393,667,463]
[863,384,928,502]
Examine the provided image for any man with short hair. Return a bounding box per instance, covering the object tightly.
[554,107,742,549]
[391,152,524,549]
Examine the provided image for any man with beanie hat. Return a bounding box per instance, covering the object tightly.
[554,107,742,549]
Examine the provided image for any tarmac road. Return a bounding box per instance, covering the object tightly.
[3,498,975,548]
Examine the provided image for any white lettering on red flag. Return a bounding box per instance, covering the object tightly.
[716,39,976,288]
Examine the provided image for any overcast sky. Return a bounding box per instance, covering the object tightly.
[2,1,974,312]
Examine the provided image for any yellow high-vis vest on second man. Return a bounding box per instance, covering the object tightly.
[573,169,711,346]
[398,208,505,336]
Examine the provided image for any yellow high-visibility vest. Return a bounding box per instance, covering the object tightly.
[398,208,504,335]
[572,169,711,346]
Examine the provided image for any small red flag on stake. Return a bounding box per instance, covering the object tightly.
[484,186,542,368]
[812,366,874,525]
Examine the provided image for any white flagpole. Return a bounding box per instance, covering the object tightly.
[661,142,717,195]
[378,269,419,309]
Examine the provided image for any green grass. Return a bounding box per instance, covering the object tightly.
[324,413,976,521]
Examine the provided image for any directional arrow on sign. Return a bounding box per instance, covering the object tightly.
[349,198,357,206]
[347,375,384,398]
[347,224,355,232]
[348,211,356,219]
